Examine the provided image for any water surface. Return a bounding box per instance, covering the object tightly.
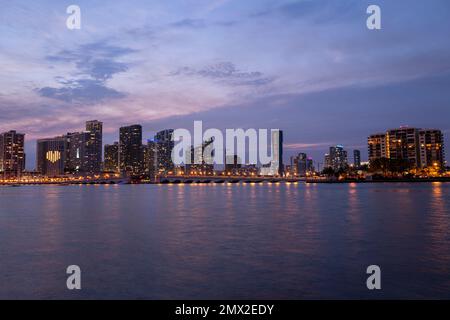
[1,183,449,299]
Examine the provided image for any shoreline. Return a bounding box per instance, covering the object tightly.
[306,177,450,184]
[1,177,450,186]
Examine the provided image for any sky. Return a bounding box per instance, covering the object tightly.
[1,0,450,169]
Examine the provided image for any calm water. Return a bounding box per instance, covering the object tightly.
[1,182,450,299]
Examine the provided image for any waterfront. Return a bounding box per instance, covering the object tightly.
[1,183,450,299]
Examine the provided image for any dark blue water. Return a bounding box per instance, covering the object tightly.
[1,183,450,299]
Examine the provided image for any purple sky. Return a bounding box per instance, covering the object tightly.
[1,0,450,169]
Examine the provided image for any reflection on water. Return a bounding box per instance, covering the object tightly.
[0,183,450,299]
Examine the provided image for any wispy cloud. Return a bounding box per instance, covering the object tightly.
[285,142,332,150]
[171,62,274,86]
[170,18,206,29]
[36,41,135,103]
[37,79,126,103]
[251,0,360,22]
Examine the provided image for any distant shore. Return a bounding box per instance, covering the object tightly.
[1,177,450,186]
[306,177,450,183]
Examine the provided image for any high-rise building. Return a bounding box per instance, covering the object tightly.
[104,142,119,172]
[368,133,388,161]
[259,130,283,176]
[324,154,331,169]
[0,130,26,178]
[386,127,420,168]
[419,129,445,169]
[291,153,309,176]
[306,158,314,174]
[85,120,103,173]
[353,150,361,168]
[119,125,143,175]
[36,136,67,177]
[143,140,158,179]
[65,131,89,174]
[327,145,348,171]
[155,129,174,174]
[272,130,283,176]
[368,127,445,169]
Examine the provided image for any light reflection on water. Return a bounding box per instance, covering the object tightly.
[0,183,449,299]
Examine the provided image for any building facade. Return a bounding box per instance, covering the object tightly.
[353,149,361,168]
[36,136,67,177]
[368,133,388,162]
[85,120,103,173]
[324,154,331,170]
[155,129,175,174]
[143,140,158,179]
[0,130,26,178]
[65,131,89,174]
[259,130,284,176]
[386,127,421,168]
[272,130,284,176]
[119,125,143,175]
[419,129,445,169]
[326,145,348,171]
[368,127,445,169]
[290,153,314,177]
[104,142,119,173]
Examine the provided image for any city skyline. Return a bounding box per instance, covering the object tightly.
[1,0,450,168]
[0,121,446,176]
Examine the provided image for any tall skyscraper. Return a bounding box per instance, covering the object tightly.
[290,152,314,177]
[260,130,283,176]
[104,142,119,172]
[260,129,284,176]
[327,145,348,171]
[0,130,26,178]
[155,129,175,174]
[36,136,67,177]
[85,120,103,173]
[143,140,158,179]
[293,153,308,176]
[119,125,143,175]
[419,129,445,169]
[324,153,331,170]
[273,129,283,176]
[65,131,89,174]
[353,150,361,168]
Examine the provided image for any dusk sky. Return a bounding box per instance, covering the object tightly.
[1,0,450,169]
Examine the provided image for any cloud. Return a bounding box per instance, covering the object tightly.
[285,142,332,150]
[37,79,126,103]
[251,0,361,22]
[171,62,274,86]
[36,41,134,103]
[47,41,136,62]
[76,59,128,81]
[168,18,238,30]
[170,19,206,29]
